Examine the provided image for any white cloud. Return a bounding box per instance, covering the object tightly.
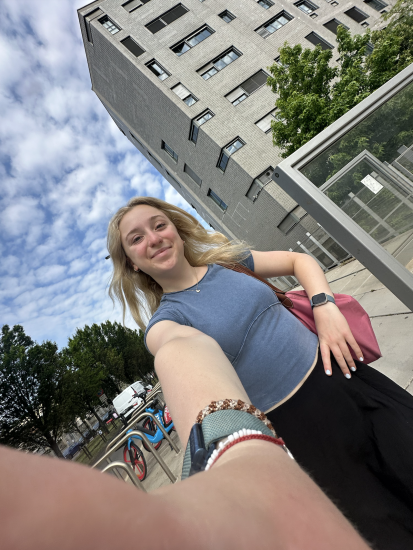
[0,0,206,348]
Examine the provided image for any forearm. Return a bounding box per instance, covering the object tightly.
[154,332,250,446]
[292,253,333,298]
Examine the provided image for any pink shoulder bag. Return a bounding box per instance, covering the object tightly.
[223,263,382,364]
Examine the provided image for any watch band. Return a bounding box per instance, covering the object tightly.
[310,293,335,308]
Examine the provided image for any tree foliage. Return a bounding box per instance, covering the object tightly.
[267,0,413,158]
[0,325,72,457]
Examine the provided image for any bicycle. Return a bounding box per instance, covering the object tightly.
[122,396,174,480]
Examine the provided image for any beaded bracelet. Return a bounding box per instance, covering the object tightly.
[204,429,294,471]
[196,399,277,437]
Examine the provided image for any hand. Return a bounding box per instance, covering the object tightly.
[312,302,364,378]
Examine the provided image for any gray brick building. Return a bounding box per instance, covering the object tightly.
[77,0,391,272]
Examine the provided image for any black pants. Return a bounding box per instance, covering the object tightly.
[266,352,413,550]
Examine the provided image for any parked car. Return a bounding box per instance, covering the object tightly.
[112,381,146,420]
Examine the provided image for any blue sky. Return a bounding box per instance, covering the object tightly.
[0,0,199,348]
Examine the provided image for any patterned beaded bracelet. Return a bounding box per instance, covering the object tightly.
[204,429,294,471]
[196,398,277,438]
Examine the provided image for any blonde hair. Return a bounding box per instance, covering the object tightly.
[107,196,250,331]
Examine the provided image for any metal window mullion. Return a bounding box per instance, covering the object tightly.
[296,241,328,269]
[305,233,339,263]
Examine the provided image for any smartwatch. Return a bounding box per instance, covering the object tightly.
[310,293,335,309]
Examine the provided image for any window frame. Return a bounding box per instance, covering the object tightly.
[305,32,334,50]
[208,189,228,212]
[255,11,293,38]
[277,206,307,234]
[257,0,274,8]
[145,4,189,34]
[323,18,349,34]
[363,0,387,11]
[121,36,145,57]
[255,110,277,134]
[198,47,242,80]
[171,83,198,106]
[217,137,245,173]
[345,6,369,22]
[184,164,202,186]
[225,70,269,106]
[161,141,178,162]
[294,0,319,14]
[99,15,121,35]
[246,167,274,202]
[146,60,171,81]
[218,10,236,23]
[189,110,214,144]
[171,25,215,56]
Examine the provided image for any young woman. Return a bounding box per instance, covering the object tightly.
[107,196,413,550]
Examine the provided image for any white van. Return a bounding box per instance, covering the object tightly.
[112,381,146,419]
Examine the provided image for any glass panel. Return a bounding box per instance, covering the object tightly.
[218,153,230,171]
[172,83,190,99]
[233,93,248,105]
[226,140,243,154]
[241,70,268,94]
[187,28,212,46]
[345,7,368,22]
[183,95,197,106]
[161,4,188,24]
[190,124,199,143]
[202,67,218,80]
[146,19,166,33]
[173,42,191,56]
[121,37,145,57]
[300,80,413,255]
[364,0,387,11]
[298,3,313,14]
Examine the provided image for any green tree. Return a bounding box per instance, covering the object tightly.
[267,0,413,158]
[0,325,73,458]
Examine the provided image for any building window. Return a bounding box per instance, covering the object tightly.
[198,48,242,80]
[146,60,170,81]
[323,19,349,34]
[99,16,121,34]
[278,206,307,234]
[208,189,228,211]
[345,6,369,22]
[184,164,202,186]
[255,110,276,133]
[219,10,236,23]
[162,141,178,162]
[257,0,274,8]
[294,1,318,14]
[246,167,273,202]
[121,37,145,57]
[122,0,151,13]
[190,110,214,144]
[217,138,245,172]
[171,26,214,56]
[305,32,333,50]
[364,0,387,11]
[255,11,293,38]
[165,170,181,187]
[171,83,198,106]
[130,132,144,148]
[225,70,269,106]
[146,4,188,34]
[147,151,163,170]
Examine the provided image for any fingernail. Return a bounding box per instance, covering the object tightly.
[326,370,332,376]
[345,373,351,379]
[359,357,364,361]
[350,367,356,372]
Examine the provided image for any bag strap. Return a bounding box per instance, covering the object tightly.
[219,263,294,309]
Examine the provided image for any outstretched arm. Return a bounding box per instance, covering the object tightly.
[2,322,370,550]
[251,249,364,377]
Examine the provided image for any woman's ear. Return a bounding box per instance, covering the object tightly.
[125,256,139,271]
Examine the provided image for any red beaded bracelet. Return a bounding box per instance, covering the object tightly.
[204,429,294,471]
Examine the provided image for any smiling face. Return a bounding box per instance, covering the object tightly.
[119,204,185,276]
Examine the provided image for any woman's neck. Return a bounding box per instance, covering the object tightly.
[158,262,208,294]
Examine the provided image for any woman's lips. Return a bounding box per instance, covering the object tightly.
[152,246,171,258]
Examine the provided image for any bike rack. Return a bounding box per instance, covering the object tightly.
[92,430,177,483]
[106,389,179,456]
[101,461,147,491]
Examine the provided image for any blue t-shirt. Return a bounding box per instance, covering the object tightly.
[144,255,319,411]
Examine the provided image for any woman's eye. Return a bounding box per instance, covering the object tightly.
[132,236,142,244]
[156,223,165,230]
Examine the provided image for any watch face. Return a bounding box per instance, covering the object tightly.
[312,293,327,306]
